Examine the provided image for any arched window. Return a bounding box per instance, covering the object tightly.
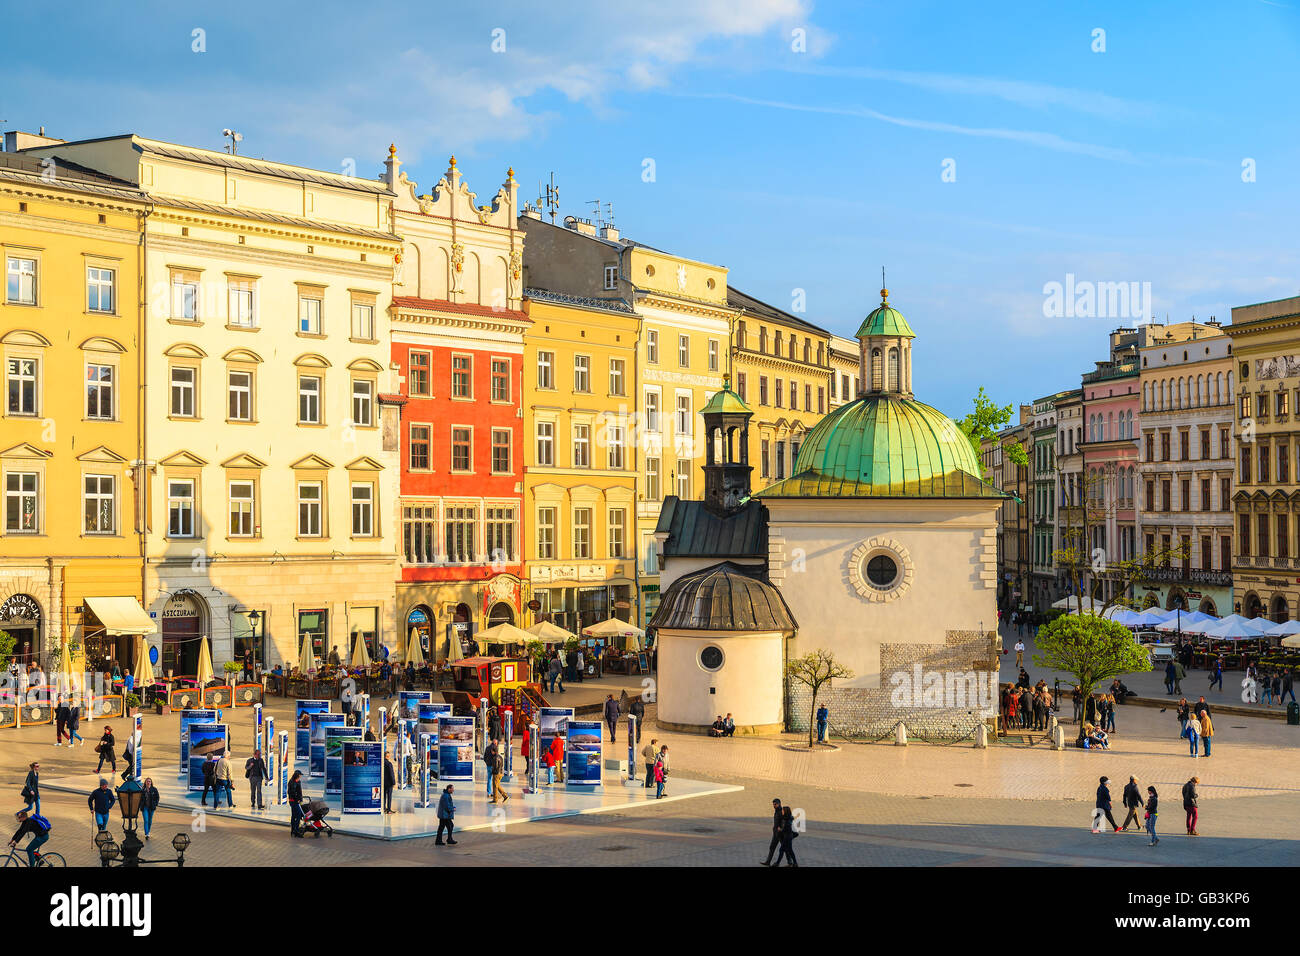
[871,349,882,391]
[887,348,899,391]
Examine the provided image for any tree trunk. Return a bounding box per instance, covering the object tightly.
[808,690,818,748]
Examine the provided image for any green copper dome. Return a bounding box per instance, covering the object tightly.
[855,289,915,339]
[756,395,1002,499]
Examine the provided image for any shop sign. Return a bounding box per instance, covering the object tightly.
[0,594,40,626]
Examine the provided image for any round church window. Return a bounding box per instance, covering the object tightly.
[865,554,899,589]
[699,645,724,671]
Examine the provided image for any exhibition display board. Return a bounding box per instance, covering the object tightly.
[186,723,228,791]
[325,726,365,794]
[565,720,602,786]
[294,700,330,761]
[397,690,431,721]
[342,740,383,814]
[178,709,218,774]
[437,715,475,781]
[309,712,346,777]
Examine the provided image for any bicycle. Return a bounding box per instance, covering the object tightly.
[1,845,66,867]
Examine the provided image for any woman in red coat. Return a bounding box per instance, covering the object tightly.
[520,725,531,775]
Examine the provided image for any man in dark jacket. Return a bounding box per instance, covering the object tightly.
[629,697,645,741]
[1120,776,1143,831]
[482,740,499,800]
[1182,776,1199,835]
[383,753,396,813]
[603,694,620,742]
[288,771,305,837]
[1095,776,1119,832]
[8,810,50,866]
[760,798,783,866]
[200,754,218,806]
[245,749,269,809]
[88,778,116,830]
[1164,660,1176,695]
[435,785,457,845]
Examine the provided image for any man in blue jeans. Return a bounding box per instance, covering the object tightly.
[87,778,115,831]
[816,703,829,743]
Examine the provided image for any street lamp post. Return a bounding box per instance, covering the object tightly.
[97,779,193,867]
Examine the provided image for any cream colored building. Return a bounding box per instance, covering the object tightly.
[28,136,402,673]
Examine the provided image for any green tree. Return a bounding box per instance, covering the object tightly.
[1033,614,1151,740]
[956,386,1028,471]
[786,648,853,747]
[0,629,14,669]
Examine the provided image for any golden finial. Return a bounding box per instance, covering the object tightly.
[881,266,888,303]
[722,373,731,389]
[448,155,457,168]
[388,143,397,158]
[507,166,515,180]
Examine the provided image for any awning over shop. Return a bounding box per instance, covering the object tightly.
[84,597,156,635]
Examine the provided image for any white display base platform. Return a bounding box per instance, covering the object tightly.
[43,767,741,842]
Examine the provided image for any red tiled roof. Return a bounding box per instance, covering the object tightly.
[377,393,407,404]
[391,295,529,321]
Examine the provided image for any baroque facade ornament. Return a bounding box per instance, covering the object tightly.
[847,536,915,603]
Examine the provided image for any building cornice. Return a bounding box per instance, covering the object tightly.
[148,233,394,282]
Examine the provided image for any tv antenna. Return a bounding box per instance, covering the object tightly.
[221,129,243,155]
[588,200,615,229]
[537,172,560,224]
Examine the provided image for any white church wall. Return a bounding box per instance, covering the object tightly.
[656,628,785,732]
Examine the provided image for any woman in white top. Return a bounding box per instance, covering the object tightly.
[1186,714,1202,757]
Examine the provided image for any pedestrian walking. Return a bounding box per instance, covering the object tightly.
[642,738,658,788]
[435,784,457,845]
[1120,775,1142,831]
[1261,670,1275,705]
[1164,660,1176,695]
[603,694,620,742]
[87,777,115,831]
[20,762,39,816]
[200,754,218,806]
[288,770,305,837]
[489,738,508,804]
[1209,656,1224,692]
[1176,698,1190,737]
[215,752,235,807]
[383,752,396,813]
[1182,776,1199,835]
[67,700,84,747]
[1171,660,1185,695]
[653,752,666,799]
[1072,685,1082,723]
[547,653,565,694]
[141,777,159,840]
[94,726,116,773]
[630,696,645,741]
[1103,695,1117,734]
[1186,713,1201,757]
[482,739,499,800]
[1094,776,1119,833]
[245,749,268,809]
[774,806,799,866]
[1282,670,1296,705]
[1144,786,1159,846]
[54,696,70,746]
[1200,711,1213,757]
[760,798,783,866]
[816,703,829,743]
[1014,639,1025,668]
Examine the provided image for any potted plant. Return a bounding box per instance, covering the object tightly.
[124,693,142,717]
[223,660,241,686]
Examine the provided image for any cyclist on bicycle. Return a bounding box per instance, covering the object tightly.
[8,810,51,866]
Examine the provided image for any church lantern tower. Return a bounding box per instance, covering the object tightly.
[856,284,916,399]
[700,374,754,514]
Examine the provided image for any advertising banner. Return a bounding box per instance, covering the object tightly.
[295,700,330,761]
[133,713,143,781]
[538,707,573,766]
[397,690,431,721]
[186,722,228,791]
[341,740,383,814]
[437,716,476,781]
[565,719,603,786]
[178,709,218,774]
[276,730,289,805]
[325,726,365,794]
[309,712,346,777]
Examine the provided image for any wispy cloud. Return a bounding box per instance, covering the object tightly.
[675,91,1141,162]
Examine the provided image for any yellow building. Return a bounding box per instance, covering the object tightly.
[727,288,833,491]
[0,141,154,672]
[26,134,402,673]
[521,292,639,630]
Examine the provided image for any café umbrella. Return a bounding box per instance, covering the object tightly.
[1265,619,1300,637]
[526,620,577,643]
[195,637,214,686]
[297,635,314,675]
[1199,617,1264,641]
[350,631,372,668]
[583,617,646,651]
[477,621,535,651]
[135,635,156,686]
[407,630,425,668]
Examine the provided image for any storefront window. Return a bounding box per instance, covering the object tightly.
[351,606,379,660]
[298,609,328,662]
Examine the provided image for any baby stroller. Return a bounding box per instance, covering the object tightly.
[301,799,334,838]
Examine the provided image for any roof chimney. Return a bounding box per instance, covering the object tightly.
[599,224,620,241]
[3,129,65,153]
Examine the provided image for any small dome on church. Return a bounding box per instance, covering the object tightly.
[701,374,751,416]
[650,562,797,633]
[855,288,916,339]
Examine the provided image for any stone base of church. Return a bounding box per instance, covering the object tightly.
[655,718,785,737]
[788,684,994,740]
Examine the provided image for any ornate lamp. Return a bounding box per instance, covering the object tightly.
[115,778,144,866]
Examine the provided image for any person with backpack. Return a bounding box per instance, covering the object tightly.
[435,784,457,845]
[489,738,508,804]
[1182,776,1199,835]
[8,810,51,866]
[245,749,268,810]
[141,777,160,840]
[87,778,115,831]
[20,762,39,816]
[94,726,116,773]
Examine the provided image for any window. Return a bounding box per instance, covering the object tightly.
[574,355,590,393]
[1241,394,1252,419]
[491,428,511,474]
[1280,515,1290,559]
[842,373,850,398]
[536,422,554,466]
[678,335,689,368]
[297,482,323,537]
[646,331,658,365]
[736,321,747,350]
[818,386,825,413]
[572,424,590,468]
[351,482,374,536]
[298,376,321,424]
[87,266,114,313]
[1260,444,1270,483]
[603,264,618,290]
[608,359,625,396]
[445,505,476,562]
[675,459,690,499]
[736,373,747,402]
[1240,447,1251,483]
[1240,514,1252,556]
[573,508,592,559]
[298,295,322,334]
[1144,434,1154,461]
[1280,391,1291,417]
[409,424,431,470]
[169,366,195,417]
[1258,513,1270,557]
[708,339,719,371]
[6,257,37,304]
[402,504,437,564]
[491,359,510,401]
[607,508,626,558]
[351,379,373,427]
[1201,478,1211,512]
[228,281,255,327]
[229,481,255,537]
[776,442,786,480]
[1220,429,1230,459]
[537,507,556,559]
[486,506,515,561]
[865,554,899,589]
[536,351,554,389]
[1221,535,1232,571]
[607,424,626,470]
[168,479,196,537]
[351,302,375,340]
[675,394,691,436]
[408,351,431,397]
[86,364,114,420]
[645,391,660,432]
[775,378,784,408]
[761,439,770,478]
[759,376,769,406]
[1202,535,1212,571]
[222,369,252,421]
[1179,431,1189,461]
[451,354,472,398]
[1160,432,1170,461]
[646,457,661,500]
[4,472,37,533]
[1181,479,1190,512]
[1221,477,1230,512]
[1200,429,1210,461]
[84,475,115,534]
[1281,443,1291,484]
[171,273,198,319]
[451,427,472,472]
[7,358,37,415]
[887,349,899,391]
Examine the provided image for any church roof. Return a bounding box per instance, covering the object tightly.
[649,562,797,633]
[700,375,751,416]
[855,289,915,339]
[655,497,767,559]
[756,395,1004,499]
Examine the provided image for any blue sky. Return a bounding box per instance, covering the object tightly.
[5,0,1299,417]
